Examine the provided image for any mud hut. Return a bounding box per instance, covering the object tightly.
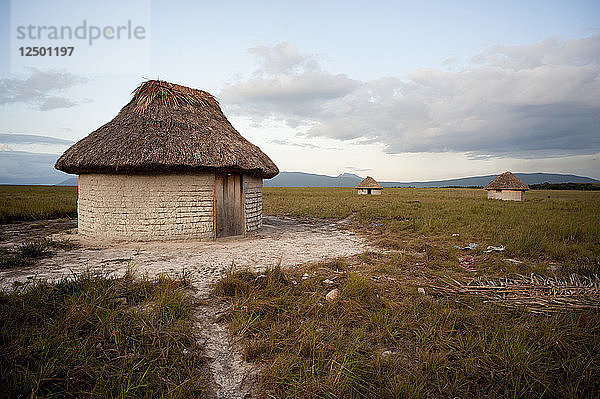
[355,176,383,195]
[55,80,278,240]
[485,172,529,201]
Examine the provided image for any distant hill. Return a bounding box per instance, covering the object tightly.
[0,133,73,145]
[0,151,72,185]
[530,182,600,190]
[1,150,598,188]
[384,173,600,188]
[57,177,78,186]
[264,171,599,188]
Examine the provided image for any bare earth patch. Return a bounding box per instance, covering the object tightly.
[0,215,373,399]
[0,218,77,249]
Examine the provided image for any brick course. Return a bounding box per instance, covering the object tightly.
[78,173,215,240]
[243,175,262,233]
[78,173,265,240]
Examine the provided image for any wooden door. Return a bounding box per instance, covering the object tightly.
[215,173,242,238]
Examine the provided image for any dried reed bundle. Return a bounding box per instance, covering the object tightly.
[431,273,600,313]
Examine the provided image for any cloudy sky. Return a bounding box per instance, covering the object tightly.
[1,0,599,181]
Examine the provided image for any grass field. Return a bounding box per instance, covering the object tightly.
[0,271,208,398]
[1,185,598,398]
[216,265,599,398]
[222,187,600,398]
[264,188,600,277]
[0,185,77,223]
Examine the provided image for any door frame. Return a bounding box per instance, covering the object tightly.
[213,172,245,239]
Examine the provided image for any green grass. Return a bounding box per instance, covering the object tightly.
[3,186,597,275]
[216,264,600,399]
[0,270,208,398]
[263,188,600,276]
[0,185,77,223]
[3,184,599,397]
[210,187,600,398]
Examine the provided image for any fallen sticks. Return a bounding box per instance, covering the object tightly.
[430,273,600,313]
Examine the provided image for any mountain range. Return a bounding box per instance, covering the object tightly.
[0,151,598,187]
[0,151,72,185]
[263,171,599,188]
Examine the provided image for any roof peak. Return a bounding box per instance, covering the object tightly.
[485,171,529,190]
[356,176,383,189]
[132,80,219,112]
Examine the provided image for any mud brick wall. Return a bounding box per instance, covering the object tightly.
[487,189,525,201]
[243,175,263,233]
[78,173,215,240]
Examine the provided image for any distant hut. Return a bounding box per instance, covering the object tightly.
[355,176,383,195]
[485,172,529,201]
[55,80,278,240]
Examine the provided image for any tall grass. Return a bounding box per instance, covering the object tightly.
[0,185,77,223]
[211,188,600,397]
[216,265,600,398]
[0,238,77,269]
[0,271,208,398]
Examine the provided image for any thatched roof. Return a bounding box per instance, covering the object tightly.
[355,176,383,189]
[55,80,279,178]
[485,172,529,191]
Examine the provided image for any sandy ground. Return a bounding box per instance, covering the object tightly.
[0,215,368,289]
[0,215,373,398]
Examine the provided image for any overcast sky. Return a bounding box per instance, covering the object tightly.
[0,0,599,181]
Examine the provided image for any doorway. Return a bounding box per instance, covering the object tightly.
[214,173,243,238]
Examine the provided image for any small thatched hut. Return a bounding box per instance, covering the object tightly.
[355,176,383,195]
[485,172,529,201]
[55,80,278,240]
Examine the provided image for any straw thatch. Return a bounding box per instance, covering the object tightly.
[355,176,383,189]
[485,172,529,191]
[55,80,279,178]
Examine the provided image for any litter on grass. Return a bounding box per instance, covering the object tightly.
[325,288,339,302]
[459,256,476,272]
[455,243,478,250]
[485,245,505,253]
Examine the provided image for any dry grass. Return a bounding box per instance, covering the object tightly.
[263,188,600,276]
[0,270,209,398]
[216,263,600,399]
[3,184,599,397]
[212,187,600,398]
[0,238,78,269]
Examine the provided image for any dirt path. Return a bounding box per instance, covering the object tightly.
[0,215,373,398]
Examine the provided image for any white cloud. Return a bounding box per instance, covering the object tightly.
[0,69,87,111]
[247,42,319,74]
[0,133,74,154]
[222,42,359,123]
[221,36,600,159]
[471,35,600,69]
